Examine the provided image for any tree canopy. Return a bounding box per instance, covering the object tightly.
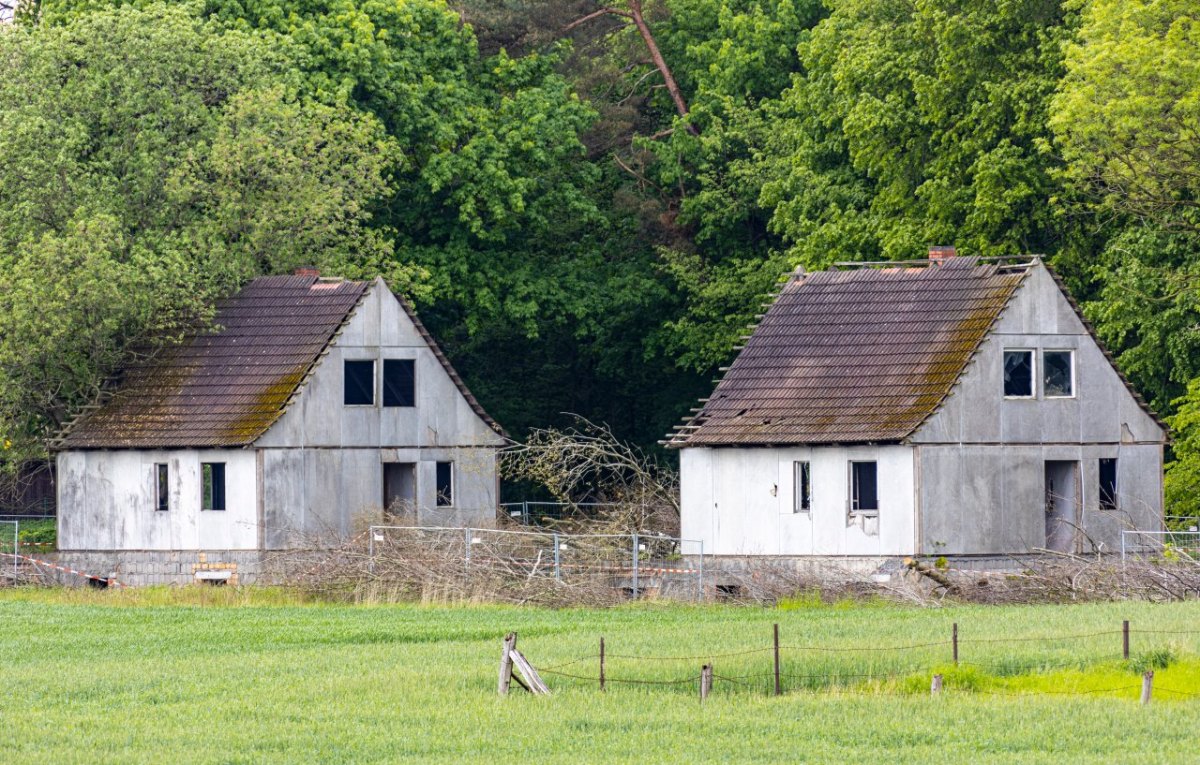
[5,0,1200,512]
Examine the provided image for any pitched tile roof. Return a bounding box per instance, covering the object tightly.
[55,276,505,449]
[56,275,370,449]
[666,257,1029,446]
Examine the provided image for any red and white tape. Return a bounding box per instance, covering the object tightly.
[3,552,127,587]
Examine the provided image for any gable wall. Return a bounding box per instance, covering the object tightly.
[254,280,502,546]
[255,280,503,450]
[911,263,1163,554]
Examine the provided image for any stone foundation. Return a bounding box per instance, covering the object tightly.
[45,550,286,586]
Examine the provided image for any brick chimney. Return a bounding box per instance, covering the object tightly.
[293,266,320,277]
[928,246,956,262]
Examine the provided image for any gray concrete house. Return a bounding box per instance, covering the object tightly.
[666,251,1166,562]
[53,272,506,583]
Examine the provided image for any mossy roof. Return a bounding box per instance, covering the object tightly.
[666,257,1031,447]
[56,275,371,449]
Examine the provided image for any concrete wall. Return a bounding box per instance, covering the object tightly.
[260,446,498,547]
[57,449,258,551]
[680,445,916,556]
[911,263,1164,554]
[254,279,503,546]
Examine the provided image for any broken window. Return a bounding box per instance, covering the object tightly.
[1043,350,1074,397]
[343,359,375,405]
[793,461,811,513]
[850,461,878,513]
[202,462,226,511]
[155,463,169,512]
[1003,350,1034,397]
[383,359,415,407]
[1099,458,1118,510]
[436,461,453,507]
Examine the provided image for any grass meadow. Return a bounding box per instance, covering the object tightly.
[2,588,1199,764]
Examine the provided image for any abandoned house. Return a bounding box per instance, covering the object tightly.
[52,272,506,584]
[665,250,1166,561]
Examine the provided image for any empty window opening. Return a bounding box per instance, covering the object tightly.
[343,359,375,405]
[155,463,169,512]
[1043,350,1074,397]
[436,461,453,507]
[1003,350,1034,397]
[850,461,878,513]
[202,462,226,511]
[1099,458,1118,510]
[383,359,415,407]
[793,461,811,513]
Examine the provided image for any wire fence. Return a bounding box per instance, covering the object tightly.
[1121,529,1200,560]
[368,525,705,600]
[512,621,1200,701]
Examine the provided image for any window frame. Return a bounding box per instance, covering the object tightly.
[1002,348,1036,399]
[849,461,879,515]
[382,358,416,408]
[201,462,227,512]
[155,463,169,512]
[343,359,376,406]
[1042,349,1076,399]
[793,461,811,514]
[435,461,454,508]
[1099,457,1118,511]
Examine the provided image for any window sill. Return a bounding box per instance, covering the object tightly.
[848,510,879,518]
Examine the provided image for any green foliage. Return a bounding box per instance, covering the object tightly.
[0,4,397,462]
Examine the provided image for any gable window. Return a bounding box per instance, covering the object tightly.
[383,359,415,407]
[202,462,226,511]
[1043,350,1074,397]
[1099,458,1118,510]
[344,360,375,405]
[155,463,169,512]
[435,461,453,507]
[1003,350,1034,398]
[793,461,811,513]
[850,461,878,513]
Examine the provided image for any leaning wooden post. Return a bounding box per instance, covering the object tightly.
[498,632,517,695]
[1123,620,1130,660]
[700,664,713,702]
[599,636,606,692]
[1141,670,1154,705]
[773,623,782,696]
[931,674,943,696]
[952,623,959,666]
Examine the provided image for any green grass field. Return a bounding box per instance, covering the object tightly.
[2,589,1199,764]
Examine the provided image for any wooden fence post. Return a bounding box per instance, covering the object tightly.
[773,623,782,696]
[931,674,943,696]
[1123,620,1130,660]
[700,664,713,702]
[952,623,959,666]
[1141,670,1154,705]
[498,632,516,695]
[600,636,606,692]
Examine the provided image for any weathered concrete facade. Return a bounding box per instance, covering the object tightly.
[55,277,505,583]
[676,258,1166,559]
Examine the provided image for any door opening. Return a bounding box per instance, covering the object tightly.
[383,463,416,520]
[1044,460,1080,553]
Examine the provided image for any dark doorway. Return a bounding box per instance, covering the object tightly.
[383,463,416,519]
[1044,461,1080,553]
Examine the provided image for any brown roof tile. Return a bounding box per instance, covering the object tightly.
[666,257,1028,446]
[56,275,371,449]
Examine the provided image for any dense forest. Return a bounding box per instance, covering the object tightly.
[1,0,1198,510]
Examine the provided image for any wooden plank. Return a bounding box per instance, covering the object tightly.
[700,664,713,702]
[498,632,516,696]
[510,649,551,695]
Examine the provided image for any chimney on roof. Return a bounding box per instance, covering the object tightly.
[293,266,320,277]
[928,246,956,262]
